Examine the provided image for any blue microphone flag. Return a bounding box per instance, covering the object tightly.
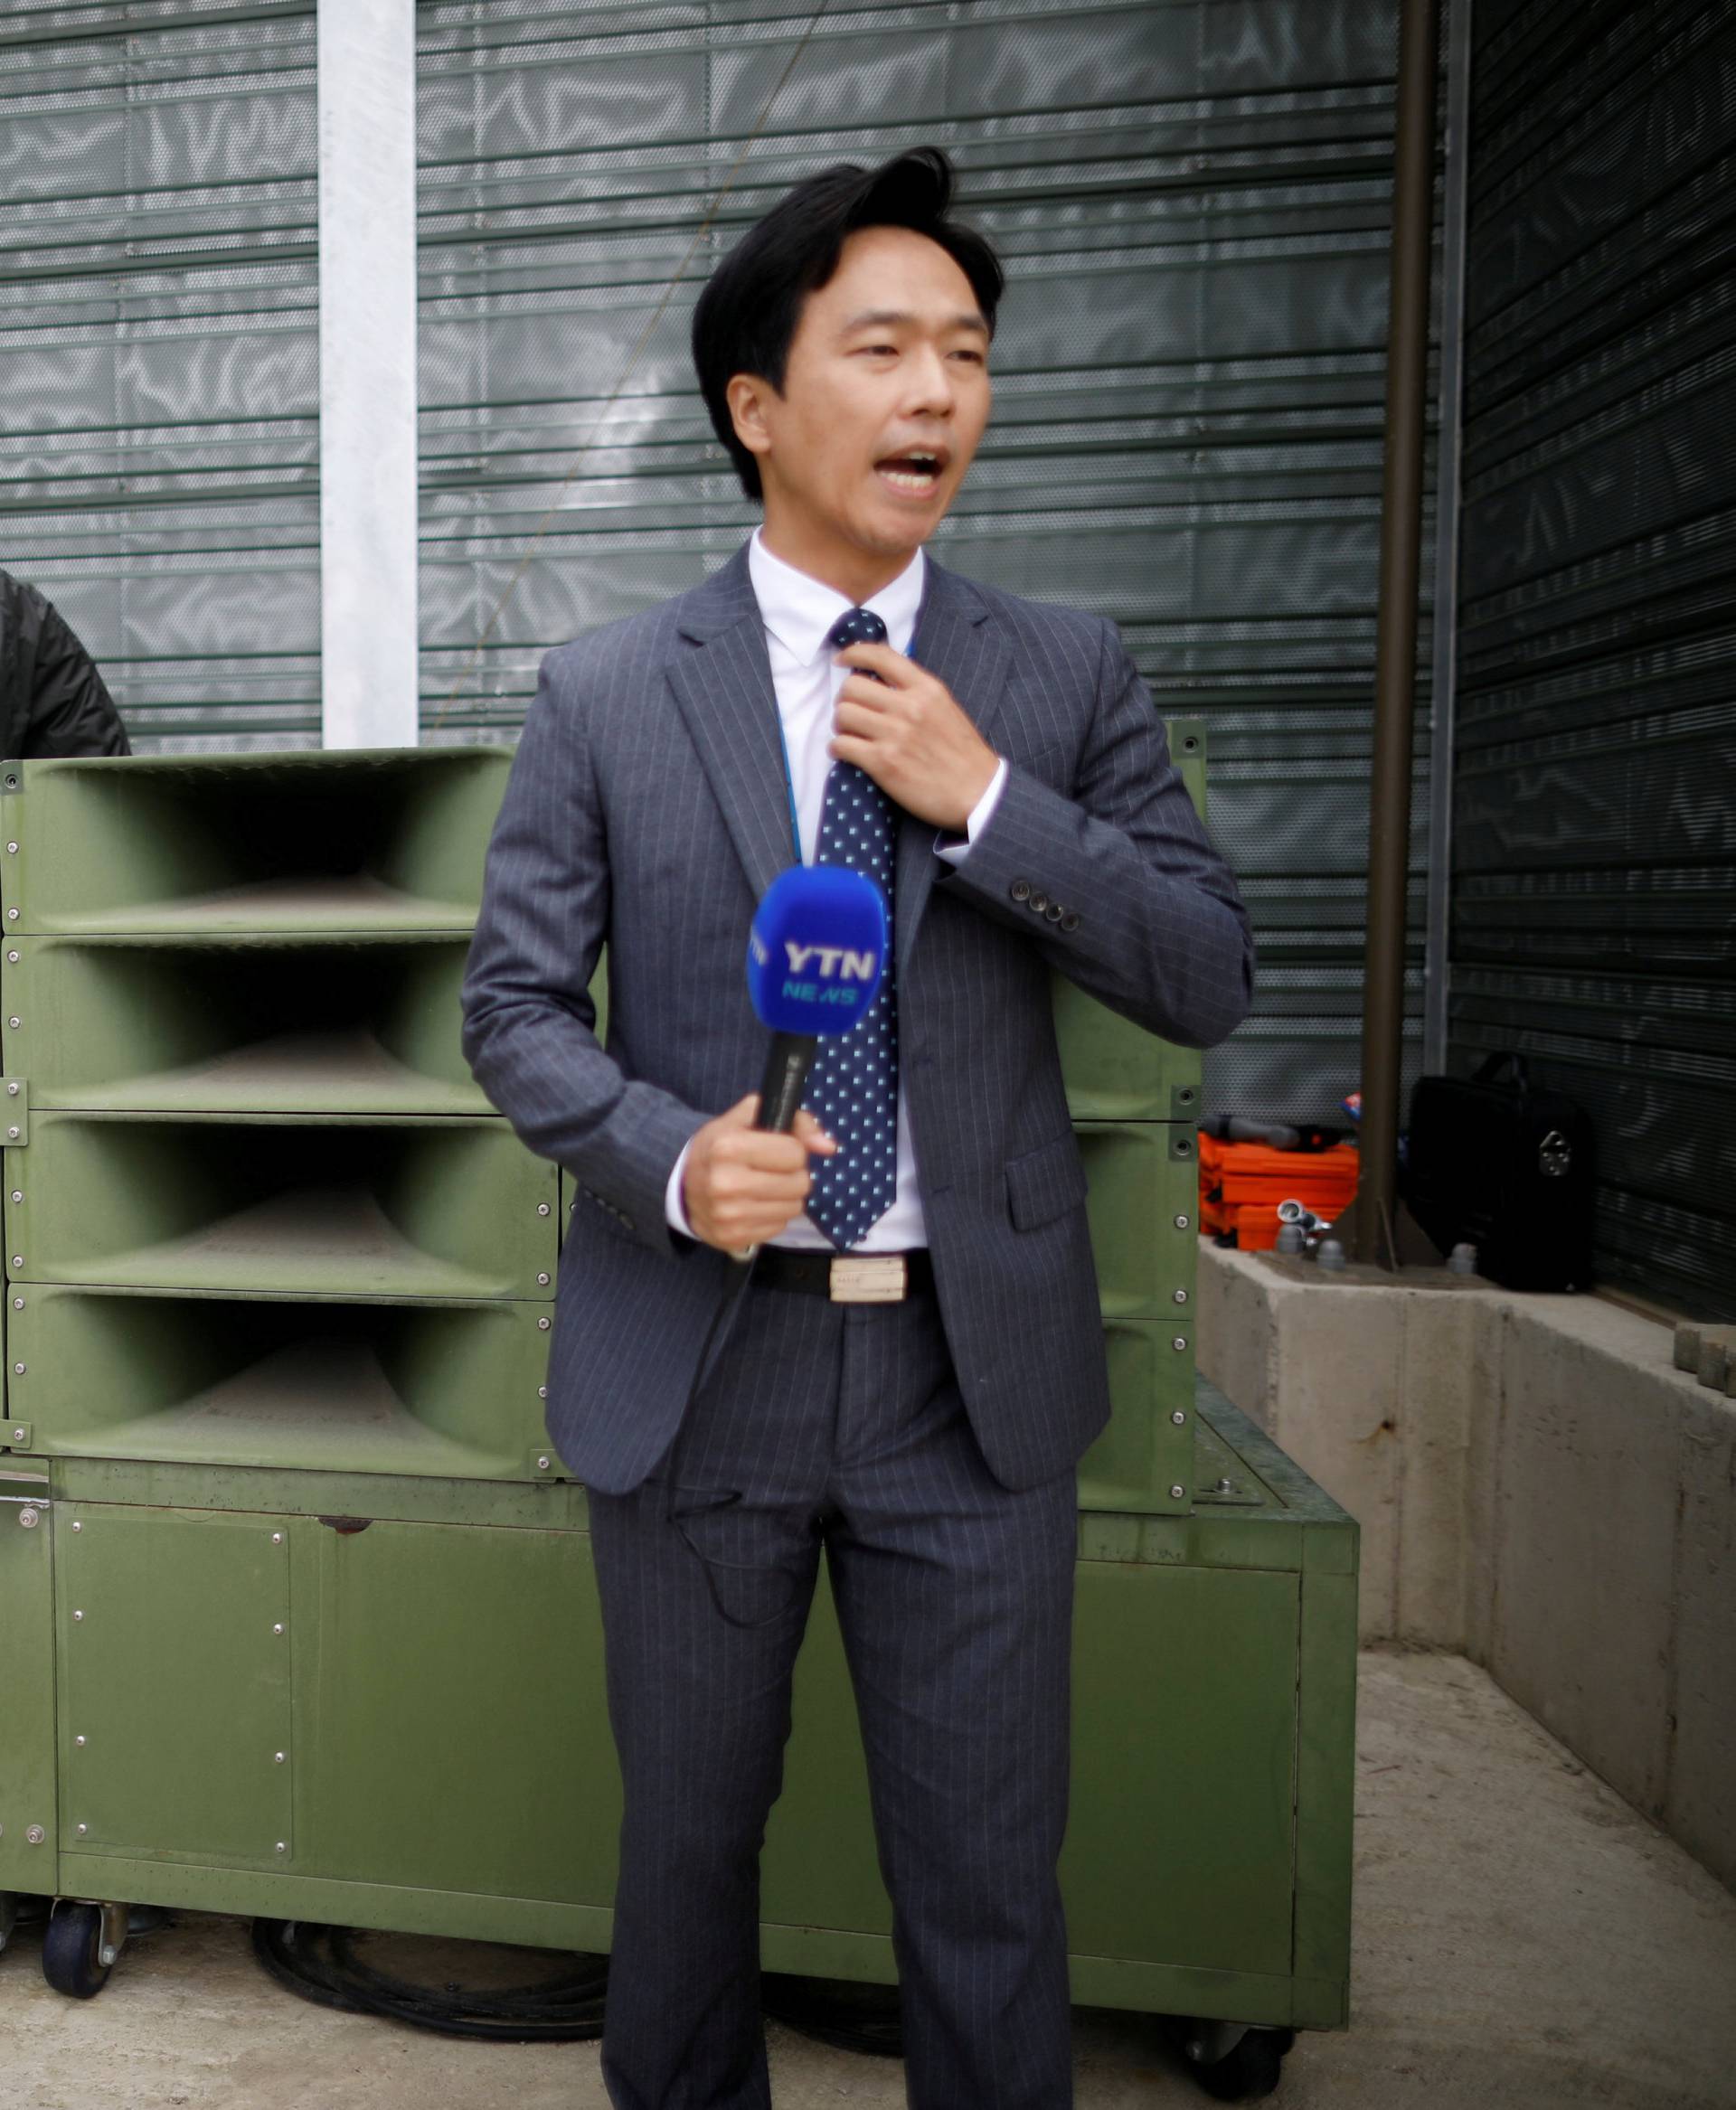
[746,865,887,1035]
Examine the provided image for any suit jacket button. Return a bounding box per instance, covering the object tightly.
[1009,879,1031,903]
[1044,900,1064,924]
[1029,891,1049,914]
[1060,911,1080,932]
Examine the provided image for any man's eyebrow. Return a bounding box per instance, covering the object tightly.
[838,307,990,336]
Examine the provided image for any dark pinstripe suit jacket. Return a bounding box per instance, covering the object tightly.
[462,545,1253,1494]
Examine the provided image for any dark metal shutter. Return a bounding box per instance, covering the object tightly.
[1452,0,1736,1318]
[415,0,1434,1123]
[0,1,321,751]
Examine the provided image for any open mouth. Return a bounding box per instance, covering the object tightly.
[876,449,947,495]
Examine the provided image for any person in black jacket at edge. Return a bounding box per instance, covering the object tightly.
[0,568,131,758]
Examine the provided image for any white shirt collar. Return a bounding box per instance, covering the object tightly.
[748,527,925,664]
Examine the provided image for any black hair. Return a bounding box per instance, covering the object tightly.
[692,146,1004,502]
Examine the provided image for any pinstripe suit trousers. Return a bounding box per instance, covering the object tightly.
[587,1276,1078,2109]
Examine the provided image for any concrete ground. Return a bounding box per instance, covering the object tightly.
[4,1652,1734,2110]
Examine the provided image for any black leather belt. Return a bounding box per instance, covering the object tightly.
[753,1248,934,1303]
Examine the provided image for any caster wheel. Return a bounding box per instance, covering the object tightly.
[1194,2026,1295,2102]
[42,1901,112,1999]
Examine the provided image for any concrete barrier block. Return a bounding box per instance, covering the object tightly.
[1195,1237,1276,1432]
[1272,1282,1406,1641]
[1489,1317,1680,1817]
[1666,1389,1736,1893]
[1462,1303,1507,1666]
[1393,1289,1482,1647]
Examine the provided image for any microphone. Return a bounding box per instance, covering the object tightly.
[745,865,888,1134]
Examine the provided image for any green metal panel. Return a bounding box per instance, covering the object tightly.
[55,1504,292,1865]
[9,1288,553,1482]
[2,752,511,937]
[288,1514,617,1904]
[1063,1562,1298,1978]
[1076,1121,1198,1320]
[1056,983,1204,1126]
[46,1457,588,1535]
[22,1378,1354,2029]
[0,1474,58,1891]
[1076,1320,1195,1516]
[9,1113,555,1300]
[7,935,485,1116]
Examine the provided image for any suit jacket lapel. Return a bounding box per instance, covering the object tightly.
[896,557,1011,969]
[665,548,797,903]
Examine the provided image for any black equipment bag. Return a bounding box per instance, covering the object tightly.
[1404,1053,1595,1292]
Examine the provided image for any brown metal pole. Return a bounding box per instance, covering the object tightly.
[1351,0,1441,1267]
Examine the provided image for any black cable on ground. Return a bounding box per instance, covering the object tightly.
[250,1920,905,2056]
[250,1921,608,2042]
[256,1924,910,2050]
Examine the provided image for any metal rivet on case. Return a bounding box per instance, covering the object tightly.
[1171,1337,1187,1352]
[1175,1214,1190,1229]
[536,1273,550,1286]
[538,1317,551,1331]
[1169,1485,1186,1501]
[1171,1410,1187,1426]
[537,1203,551,1216]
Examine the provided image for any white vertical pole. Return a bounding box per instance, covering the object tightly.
[317,0,419,749]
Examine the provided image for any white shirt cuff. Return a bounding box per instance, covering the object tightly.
[665,1140,696,1237]
[935,757,1008,865]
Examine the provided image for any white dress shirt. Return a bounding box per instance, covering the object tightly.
[665,529,1008,1248]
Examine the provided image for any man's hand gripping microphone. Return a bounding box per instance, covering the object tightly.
[677,867,888,1258]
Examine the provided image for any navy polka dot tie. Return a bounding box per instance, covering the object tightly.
[804,607,899,1249]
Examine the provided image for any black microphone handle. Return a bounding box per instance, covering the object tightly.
[755,1031,817,1134]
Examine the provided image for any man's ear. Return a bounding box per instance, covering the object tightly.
[725,373,775,462]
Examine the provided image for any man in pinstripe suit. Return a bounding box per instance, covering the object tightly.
[463,147,1252,2109]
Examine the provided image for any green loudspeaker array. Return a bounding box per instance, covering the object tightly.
[1063,721,1206,1516]
[0,752,558,1485]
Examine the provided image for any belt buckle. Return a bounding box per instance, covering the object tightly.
[828,1255,907,1304]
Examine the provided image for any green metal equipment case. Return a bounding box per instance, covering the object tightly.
[0,738,1354,2050]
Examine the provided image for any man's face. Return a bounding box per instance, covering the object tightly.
[729,225,992,593]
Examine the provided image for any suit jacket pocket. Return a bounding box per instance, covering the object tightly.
[1005,1132,1089,1231]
